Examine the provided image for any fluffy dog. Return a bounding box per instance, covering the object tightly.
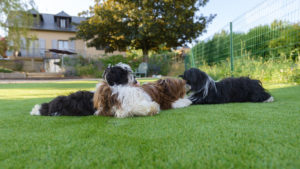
[180,68,274,104]
[141,78,192,110]
[93,63,160,118]
[30,91,95,116]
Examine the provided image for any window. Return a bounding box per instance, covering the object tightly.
[60,19,66,28]
[58,40,68,50]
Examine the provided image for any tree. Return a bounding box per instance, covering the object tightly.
[0,0,36,52]
[76,0,215,61]
[269,23,300,60]
[0,37,7,58]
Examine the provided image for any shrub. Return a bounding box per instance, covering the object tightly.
[197,55,300,84]
[75,64,101,78]
[13,60,24,71]
[63,55,142,78]
[0,67,13,73]
[100,54,142,71]
[148,52,173,76]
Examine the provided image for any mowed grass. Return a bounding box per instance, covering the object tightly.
[0,80,300,169]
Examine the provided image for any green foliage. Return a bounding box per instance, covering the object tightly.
[148,53,172,76]
[269,23,300,60]
[1,81,300,168]
[0,0,37,51]
[192,21,300,64]
[63,55,142,78]
[0,66,13,73]
[75,64,97,77]
[197,55,300,84]
[100,54,141,71]
[13,60,24,71]
[0,38,8,58]
[76,0,215,60]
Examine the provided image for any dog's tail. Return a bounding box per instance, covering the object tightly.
[30,103,50,116]
[30,104,42,116]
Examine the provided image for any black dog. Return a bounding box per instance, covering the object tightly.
[180,68,274,104]
[30,91,95,116]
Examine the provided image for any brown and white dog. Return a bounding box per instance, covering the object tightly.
[93,63,191,118]
[93,63,160,118]
[141,78,192,110]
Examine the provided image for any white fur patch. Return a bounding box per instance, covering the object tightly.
[30,104,41,116]
[172,98,192,109]
[115,62,133,72]
[111,85,160,118]
[264,96,274,103]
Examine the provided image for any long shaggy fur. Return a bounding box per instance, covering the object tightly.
[141,78,192,109]
[93,63,160,118]
[180,68,274,104]
[93,81,120,116]
[30,91,95,116]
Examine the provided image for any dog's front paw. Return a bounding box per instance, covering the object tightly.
[148,102,160,116]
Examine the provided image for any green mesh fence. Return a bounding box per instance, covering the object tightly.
[189,0,300,71]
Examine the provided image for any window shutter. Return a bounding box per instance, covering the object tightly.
[52,40,57,49]
[20,37,27,57]
[69,40,75,51]
[39,39,46,57]
[51,39,57,58]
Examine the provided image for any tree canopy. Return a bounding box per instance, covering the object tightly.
[0,0,36,53]
[76,0,215,61]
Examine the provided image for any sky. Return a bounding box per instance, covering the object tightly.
[33,0,94,16]
[0,0,273,41]
[198,0,264,40]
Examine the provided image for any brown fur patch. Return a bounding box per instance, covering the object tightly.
[93,82,120,116]
[141,78,186,110]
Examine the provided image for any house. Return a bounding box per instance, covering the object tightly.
[16,10,124,58]
[3,10,125,73]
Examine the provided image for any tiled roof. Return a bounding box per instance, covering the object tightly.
[55,11,70,17]
[31,11,86,32]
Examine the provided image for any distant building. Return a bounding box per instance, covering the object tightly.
[9,10,124,58]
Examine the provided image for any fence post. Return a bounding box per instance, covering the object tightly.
[191,47,196,68]
[230,22,234,76]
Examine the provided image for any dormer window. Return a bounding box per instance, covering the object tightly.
[60,19,66,28]
[54,11,72,29]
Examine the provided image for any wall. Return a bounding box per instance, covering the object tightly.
[28,30,125,57]
[0,58,44,72]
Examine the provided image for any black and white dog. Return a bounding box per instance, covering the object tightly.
[179,68,274,104]
[30,91,95,116]
[30,62,139,116]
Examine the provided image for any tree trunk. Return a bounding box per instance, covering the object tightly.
[142,49,149,62]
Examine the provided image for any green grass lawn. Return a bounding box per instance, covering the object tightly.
[0,80,300,168]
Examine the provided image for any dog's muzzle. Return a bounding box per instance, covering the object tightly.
[185,84,191,93]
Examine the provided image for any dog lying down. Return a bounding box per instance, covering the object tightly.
[93,63,191,118]
[180,68,274,104]
[30,63,191,117]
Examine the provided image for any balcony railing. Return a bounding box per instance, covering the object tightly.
[6,48,87,58]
